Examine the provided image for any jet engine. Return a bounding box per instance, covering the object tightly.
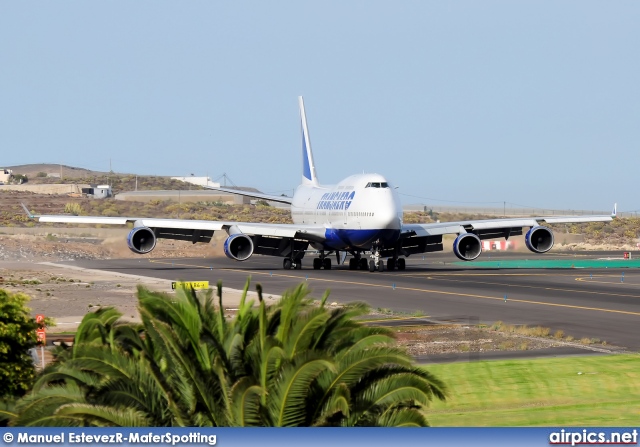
[127,227,157,254]
[453,233,482,261]
[223,233,254,261]
[525,226,554,253]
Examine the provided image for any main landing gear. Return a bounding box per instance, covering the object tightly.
[386,258,406,271]
[282,238,304,270]
[312,251,332,270]
[283,258,302,270]
[348,253,370,270]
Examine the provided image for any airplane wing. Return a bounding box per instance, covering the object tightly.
[401,213,614,238]
[395,205,616,260]
[21,203,325,258]
[201,185,293,205]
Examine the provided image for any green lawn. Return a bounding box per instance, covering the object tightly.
[424,354,640,426]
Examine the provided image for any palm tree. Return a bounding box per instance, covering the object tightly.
[9,279,446,427]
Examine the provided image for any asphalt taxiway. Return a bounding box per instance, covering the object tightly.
[65,250,640,351]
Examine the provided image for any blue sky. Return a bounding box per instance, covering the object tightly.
[1,2,638,211]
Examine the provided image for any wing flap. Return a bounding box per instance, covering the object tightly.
[233,224,298,238]
[403,224,467,237]
[154,228,214,244]
[252,235,310,257]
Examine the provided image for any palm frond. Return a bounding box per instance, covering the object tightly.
[269,355,335,427]
[281,307,330,359]
[230,376,264,426]
[55,403,150,427]
[372,406,430,427]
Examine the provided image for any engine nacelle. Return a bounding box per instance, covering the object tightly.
[127,227,157,254]
[223,233,254,261]
[525,226,554,253]
[453,233,482,261]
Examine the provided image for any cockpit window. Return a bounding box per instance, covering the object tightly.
[365,182,389,188]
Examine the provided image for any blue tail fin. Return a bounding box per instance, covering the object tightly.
[299,96,318,186]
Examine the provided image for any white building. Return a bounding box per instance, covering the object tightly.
[80,184,112,199]
[171,176,221,188]
[0,169,12,184]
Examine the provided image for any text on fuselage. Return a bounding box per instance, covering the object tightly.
[317,191,355,210]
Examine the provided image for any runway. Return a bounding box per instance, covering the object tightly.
[67,250,640,351]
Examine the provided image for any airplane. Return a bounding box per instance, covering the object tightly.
[22,97,617,273]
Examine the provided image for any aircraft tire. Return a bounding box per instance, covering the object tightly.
[387,259,396,271]
[369,260,376,272]
[398,258,406,270]
[283,259,293,270]
[313,258,322,270]
[323,258,331,270]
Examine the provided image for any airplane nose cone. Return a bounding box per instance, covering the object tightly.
[376,197,401,230]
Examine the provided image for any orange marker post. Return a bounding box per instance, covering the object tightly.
[35,314,46,368]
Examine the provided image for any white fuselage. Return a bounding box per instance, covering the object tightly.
[290,173,403,250]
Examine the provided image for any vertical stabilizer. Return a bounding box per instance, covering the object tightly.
[299,96,319,186]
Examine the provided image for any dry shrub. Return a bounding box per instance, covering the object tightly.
[554,329,564,339]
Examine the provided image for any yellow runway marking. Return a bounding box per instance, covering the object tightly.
[148,259,640,317]
[575,275,640,286]
[402,275,640,300]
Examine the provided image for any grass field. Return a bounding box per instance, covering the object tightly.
[425,354,640,426]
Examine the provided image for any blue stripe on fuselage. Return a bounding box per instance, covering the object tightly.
[323,228,400,250]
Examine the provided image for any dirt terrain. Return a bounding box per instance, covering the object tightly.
[0,230,226,262]
[396,325,529,355]
[0,258,270,333]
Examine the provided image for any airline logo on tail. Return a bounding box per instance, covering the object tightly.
[299,96,318,186]
[302,128,313,181]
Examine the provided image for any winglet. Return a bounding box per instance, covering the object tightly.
[299,96,319,186]
[612,203,617,218]
[21,203,35,219]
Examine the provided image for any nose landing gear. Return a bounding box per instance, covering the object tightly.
[369,244,385,272]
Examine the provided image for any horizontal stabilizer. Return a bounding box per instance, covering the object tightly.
[201,185,293,205]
